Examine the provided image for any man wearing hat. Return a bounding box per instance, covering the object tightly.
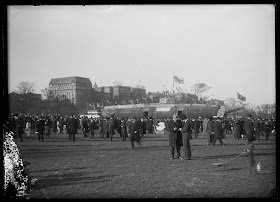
[128,117,142,149]
[253,117,261,142]
[108,116,115,142]
[206,117,214,145]
[181,116,192,160]
[102,117,109,140]
[211,116,224,146]
[67,115,77,141]
[36,116,45,142]
[166,114,183,159]
[243,113,255,146]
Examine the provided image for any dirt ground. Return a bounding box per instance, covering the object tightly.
[15,129,277,199]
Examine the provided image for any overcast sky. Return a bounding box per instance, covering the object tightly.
[8,5,275,106]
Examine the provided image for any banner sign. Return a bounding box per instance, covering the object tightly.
[156,107,171,112]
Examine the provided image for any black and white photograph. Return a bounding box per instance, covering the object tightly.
[3,5,276,199]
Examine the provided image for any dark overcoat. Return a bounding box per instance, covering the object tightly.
[139,120,146,136]
[67,117,77,134]
[206,120,214,134]
[108,118,115,135]
[129,119,141,142]
[176,119,183,147]
[193,119,200,133]
[182,119,192,140]
[120,119,127,137]
[214,120,224,139]
[102,120,109,138]
[37,119,45,133]
[166,120,178,147]
[233,121,241,139]
[243,118,254,142]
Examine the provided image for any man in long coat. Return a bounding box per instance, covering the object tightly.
[148,118,154,134]
[211,117,224,146]
[253,117,261,142]
[181,117,192,160]
[166,115,182,159]
[202,117,209,137]
[108,117,115,142]
[102,118,109,140]
[120,118,127,141]
[89,118,95,139]
[139,117,146,139]
[67,115,77,141]
[176,116,183,158]
[36,116,45,142]
[243,114,255,145]
[128,117,142,149]
[233,119,241,140]
[193,117,200,138]
[206,117,214,145]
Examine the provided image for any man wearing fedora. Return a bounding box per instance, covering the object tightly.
[181,116,192,160]
[128,117,142,149]
[167,114,183,159]
[211,116,224,146]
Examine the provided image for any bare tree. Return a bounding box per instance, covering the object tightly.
[15,81,36,94]
[41,88,54,100]
[12,81,38,114]
[191,83,211,100]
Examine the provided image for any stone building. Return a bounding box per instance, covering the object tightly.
[49,76,92,106]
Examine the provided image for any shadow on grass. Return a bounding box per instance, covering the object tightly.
[32,166,92,173]
[35,172,115,189]
[199,151,275,160]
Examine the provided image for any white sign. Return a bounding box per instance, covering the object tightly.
[156,107,170,112]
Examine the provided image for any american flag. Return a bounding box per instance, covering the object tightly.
[173,75,184,84]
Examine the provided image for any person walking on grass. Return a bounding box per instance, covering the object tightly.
[25,118,31,139]
[36,116,45,142]
[181,116,192,160]
[89,118,95,139]
[206,117,214,145]
[67,115,77,141]
[243,114,255,146]
[128,117,142,149]
[82,116,89,139]
[108,117,115,142]
[202,117,209,137]
[211,117,224,146]
[120,118,127,141]
[167,115,182,159]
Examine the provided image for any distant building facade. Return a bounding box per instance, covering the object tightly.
[49,76,92,105]
[132,87,146,98]
[113,86,132,98]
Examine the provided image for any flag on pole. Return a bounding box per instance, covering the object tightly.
[237,92,246,101]
[173,75,184,84]
[88,103,93,107]
[97,102,101,107]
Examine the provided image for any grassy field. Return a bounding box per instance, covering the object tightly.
[15,129,276,199]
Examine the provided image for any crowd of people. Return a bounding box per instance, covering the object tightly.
[7,113,275,144]
[4,112,276,199]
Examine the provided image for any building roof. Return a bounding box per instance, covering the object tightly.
[49,76,92,85]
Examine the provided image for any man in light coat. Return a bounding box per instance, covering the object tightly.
[202,117,209,137]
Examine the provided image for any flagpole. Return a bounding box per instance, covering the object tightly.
[173,74,175,102]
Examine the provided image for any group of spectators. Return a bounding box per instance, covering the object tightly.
[7,112,275,146]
